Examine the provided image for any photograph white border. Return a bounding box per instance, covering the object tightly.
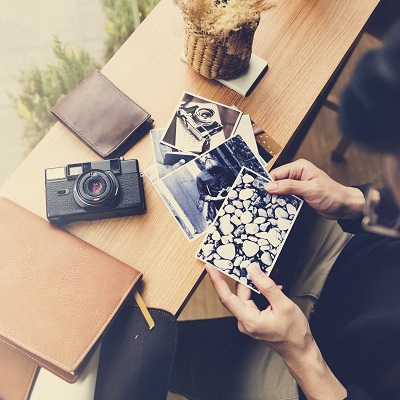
[196,167,303,292]
[160,91,242,155]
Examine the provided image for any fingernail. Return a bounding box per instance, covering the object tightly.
[248,266,263,277]
[265,182,278,192]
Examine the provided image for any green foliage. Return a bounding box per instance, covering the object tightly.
[101,0,135,62]
[101,0,160,62]
[11,37,100,154]
[139,0,161,21]
[11,0,161,154]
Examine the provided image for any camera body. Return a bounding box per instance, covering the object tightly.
[176,103,223,141]
[45,158,145,224]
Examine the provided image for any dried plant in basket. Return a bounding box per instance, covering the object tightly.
[175,0,275,79]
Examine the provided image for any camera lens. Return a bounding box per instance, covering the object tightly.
[85,176,106,196]
[193,107,214,125]
[73,169,119,209]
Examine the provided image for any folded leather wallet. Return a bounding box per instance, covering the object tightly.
[0,197,142,384]
[51,69,153,158]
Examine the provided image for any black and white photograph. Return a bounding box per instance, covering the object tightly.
[150,128,196,180]
[161,92,242,155]
[153,135,269,241]
[197,167,303,292]
[235,114,267,168]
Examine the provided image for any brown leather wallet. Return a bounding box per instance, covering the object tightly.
[0,197,142,384]
[51,69,153,158]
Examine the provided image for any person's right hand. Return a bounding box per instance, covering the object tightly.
[265,159,365,220]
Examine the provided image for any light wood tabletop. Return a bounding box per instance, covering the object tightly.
[0,0,378,316]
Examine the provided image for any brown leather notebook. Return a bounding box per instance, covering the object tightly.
[0,342,37,400]
[51,69,153,158]
[0,197,142,383]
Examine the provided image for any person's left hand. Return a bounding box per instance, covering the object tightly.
[205,264,314,363]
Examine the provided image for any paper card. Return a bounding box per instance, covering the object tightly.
[160,92,242,155]
[149,128,196,180]
[197,167,303,293]
[181,53,269,97]
[151,135,269,241]
[215,54,269,96]
[234,114,259,156]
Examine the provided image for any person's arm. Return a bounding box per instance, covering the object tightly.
[266,159,365,221]
[206,264,347,400]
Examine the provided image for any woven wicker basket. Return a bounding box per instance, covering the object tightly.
[184,19,259,80]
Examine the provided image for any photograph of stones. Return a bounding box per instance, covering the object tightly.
[161,92,242,155]
[153,135,269,241]
[197,167,303,292]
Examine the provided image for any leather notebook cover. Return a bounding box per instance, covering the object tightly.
[0,342,38,400]
[51,69,153,158]
[0,197,142,383]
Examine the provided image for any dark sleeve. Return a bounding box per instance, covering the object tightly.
[337,184,369,234]
[196,175,207,201]
[345,385,373,400]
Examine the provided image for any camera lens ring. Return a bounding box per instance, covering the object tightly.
[73,169,119,208]
[193,107,215,125]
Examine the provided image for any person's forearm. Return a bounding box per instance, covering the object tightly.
[283,341,347,400]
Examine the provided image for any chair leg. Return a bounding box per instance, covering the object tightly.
[331,136,352,162]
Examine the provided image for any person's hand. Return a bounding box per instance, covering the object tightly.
[205,264,313,361]
[206,264,347,399]
[265,159,365,220]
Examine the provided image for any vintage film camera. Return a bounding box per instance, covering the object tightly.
[176,103,223,141]
[45,158,145,224]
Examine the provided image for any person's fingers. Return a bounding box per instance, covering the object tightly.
[206,265,260,320]
[265,178,314,197]
[269,159,312,181]
[236,281,252,301]
[248,266,291,309]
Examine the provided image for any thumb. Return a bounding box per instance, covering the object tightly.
[265,178,311,197]
[248,266,289,308]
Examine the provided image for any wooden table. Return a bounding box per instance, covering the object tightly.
[0,0,378,317]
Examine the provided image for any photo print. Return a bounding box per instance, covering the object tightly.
[153,135,269,241]
[150,129,196,180]
[161,92,242,155]
[197,167,303,293]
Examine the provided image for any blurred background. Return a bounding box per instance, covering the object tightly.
[0,0,159,187]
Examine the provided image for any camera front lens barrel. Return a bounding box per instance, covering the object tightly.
[84,175,107,197]
[193,107,215,125]
[73,169,119,209]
